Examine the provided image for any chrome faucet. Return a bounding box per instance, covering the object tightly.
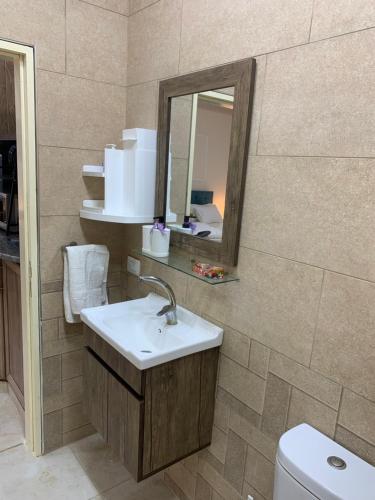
[138,275,178,325]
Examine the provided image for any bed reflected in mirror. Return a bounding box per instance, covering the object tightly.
[168,88,234,243]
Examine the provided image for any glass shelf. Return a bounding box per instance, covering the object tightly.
[134,249,239,285]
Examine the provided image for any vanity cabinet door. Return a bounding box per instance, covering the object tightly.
[83,349,108,440]
[107,373,142,480]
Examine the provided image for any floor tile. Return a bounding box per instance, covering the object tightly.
[0,393,24,452]
[69,434,131,493]
[0,444,98,500]
[92,475,178,500]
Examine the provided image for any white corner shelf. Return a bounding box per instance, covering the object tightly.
[82,165,105,177]
[80,209,153,224]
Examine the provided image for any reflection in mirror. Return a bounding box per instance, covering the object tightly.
[168,87,234,243]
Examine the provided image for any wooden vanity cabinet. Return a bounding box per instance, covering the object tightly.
[83,326,219,481]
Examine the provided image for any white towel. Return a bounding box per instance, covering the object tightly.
[63,244,109,323]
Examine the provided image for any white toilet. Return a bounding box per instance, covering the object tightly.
[273,423,375,499]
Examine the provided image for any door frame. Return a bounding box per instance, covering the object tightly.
[0,40,41,455]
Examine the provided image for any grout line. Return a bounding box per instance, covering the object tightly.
[334,386,345,439]
[0,442,24,455]
[37,67,127,89]
[239,245,375,286]
[307,0,316,42]
[308,270,326,368]
[251,153,375,160]
[79,0,129,17]
[254,54,268,155]
[129,0,161,17]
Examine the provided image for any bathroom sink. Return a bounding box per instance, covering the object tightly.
[80,293,223,370]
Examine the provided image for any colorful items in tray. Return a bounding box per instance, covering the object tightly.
[192,262,224,279]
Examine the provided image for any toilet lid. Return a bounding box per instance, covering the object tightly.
[277,424,375,500]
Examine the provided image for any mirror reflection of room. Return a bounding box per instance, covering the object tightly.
[169,87,234,242]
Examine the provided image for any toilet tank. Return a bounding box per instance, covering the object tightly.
[274,424,375,500]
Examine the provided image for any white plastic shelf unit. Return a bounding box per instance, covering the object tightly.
[80,129,157,224]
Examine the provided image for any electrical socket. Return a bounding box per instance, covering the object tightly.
[127,256,141,276]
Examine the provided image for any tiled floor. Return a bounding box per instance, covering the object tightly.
[0,392,177,500]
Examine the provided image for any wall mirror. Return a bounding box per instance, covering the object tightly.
[156,58,256,265]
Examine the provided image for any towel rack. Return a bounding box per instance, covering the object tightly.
[61,241,78,253]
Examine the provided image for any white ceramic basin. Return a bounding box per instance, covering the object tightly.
[80,293,223,370]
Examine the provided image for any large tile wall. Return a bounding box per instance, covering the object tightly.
[122,2,375,499]
[0,0,128,451]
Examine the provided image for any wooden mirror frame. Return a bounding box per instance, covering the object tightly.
[155,58,256,265]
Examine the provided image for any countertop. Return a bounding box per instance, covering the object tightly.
[0,231,20,264]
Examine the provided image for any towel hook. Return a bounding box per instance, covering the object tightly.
[62,241,78,253]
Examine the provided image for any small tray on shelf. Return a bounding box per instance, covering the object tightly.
[133,249,239,285]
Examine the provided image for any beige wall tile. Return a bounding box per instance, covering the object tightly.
[41,292,64,320]
[248,341,270,379]
[43,410,63,453]
[0,0,65,72]
[62,402,89,433]
[261,374,291,441]
[209,426,228,464]
[243,481,267,500]
[126,81,158,129]
[59,319,84,339]
[39,147,104,217]
[287,388,337,438]
[220,325,250,368]
[186,249,323,366]
[67,0,127,85]
[311,0,375,41]
[213,399,230,433]
[217,387,261,428]
[63,423,95,445]
[42,319,59,343]
[219,355,265,414]
[339,389,375,446]
[179,0,313,73]
[37,70,126,149]
[258,30,375,157]
[42,355,62,397]
[129,0,158,14]
[311,272,375,401]
[229,412,277,464]
[244,446,274,500]
[248,56,266,156]
[82,0,129,15]
[127,0,181,84]
[167,461,196,500]
[62,350,83,380]
[43,335,85,359]
[335,425,375,467]
[196,474,213,500]
[242,156,375,282]
[269,350,341,410]
[44,376,83,414]
[198,457,242,500]
[224,430,247,492]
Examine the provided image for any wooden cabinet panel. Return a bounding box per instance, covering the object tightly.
[107,372,142,479]
[83,349,108,440]
[3,261,23,407]
[0,288,5,381]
